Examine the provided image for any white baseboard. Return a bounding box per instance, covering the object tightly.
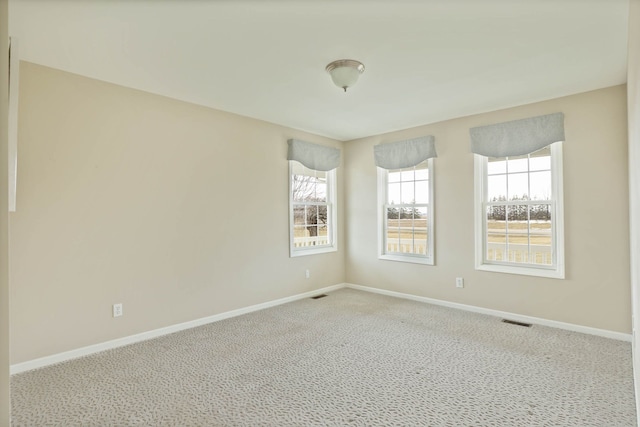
[10,283,346,375]
[13,282,630,374]
[344,283,632,342]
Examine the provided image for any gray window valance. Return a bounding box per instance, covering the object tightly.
[469,112,565,157]
[374,136,437,170]
[287,139,340,171]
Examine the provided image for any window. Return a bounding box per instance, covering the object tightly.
[289,161,337,256]
[378,159,434,264]
[474,142,564,278]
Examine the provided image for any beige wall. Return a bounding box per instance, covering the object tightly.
[345,85,631,333]
[9,63,632,366]
[0,0,10,423]
[627,0,640,417]
[10,62,345,364]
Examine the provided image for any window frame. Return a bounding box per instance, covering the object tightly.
[289,161,338,257]
[474,142,565,279]
[377,158,435,265]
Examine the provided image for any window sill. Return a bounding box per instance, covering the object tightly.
[290,246,337,257]
[379,254,434,265]
[476,262,564,279]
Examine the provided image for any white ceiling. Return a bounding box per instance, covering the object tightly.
[9,0,630,141]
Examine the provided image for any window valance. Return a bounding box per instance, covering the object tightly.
[287,139,340,171]
[469,112,565,157]
[374,136,437,170]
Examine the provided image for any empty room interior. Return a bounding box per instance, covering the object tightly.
[1,0,640,425]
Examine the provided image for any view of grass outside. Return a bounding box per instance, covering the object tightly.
[293,221,328,239]
[290,148,555,262]
[487,219,552,264]
[485,146,554,266]
[386,218,428,255]
[383,161,430,257]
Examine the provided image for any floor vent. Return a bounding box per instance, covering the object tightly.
[501,319,532,327]
[311,294,328,300]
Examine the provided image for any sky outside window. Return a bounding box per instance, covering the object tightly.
[487,146,551,201]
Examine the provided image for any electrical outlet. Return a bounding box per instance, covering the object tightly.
[455,277,464,288]
[113,303,123,317]
[305,269,310,279]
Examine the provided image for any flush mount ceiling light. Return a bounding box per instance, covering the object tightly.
[325,59,365,92]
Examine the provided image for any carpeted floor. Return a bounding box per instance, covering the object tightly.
[10,288,637,426]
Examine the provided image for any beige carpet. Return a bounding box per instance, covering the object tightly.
[11,288,637,426]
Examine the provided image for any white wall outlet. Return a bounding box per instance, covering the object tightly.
[305,269,310,279]
[455,277,464,288]
[112,303,123,317]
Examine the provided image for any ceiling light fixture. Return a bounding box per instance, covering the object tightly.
[325,59,365,92]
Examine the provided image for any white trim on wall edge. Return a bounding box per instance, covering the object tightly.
[10,283,345,375]
[11,282,630,374]
[344,283,632,342]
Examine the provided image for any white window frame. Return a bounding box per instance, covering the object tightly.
[474,142,565,279]
[377,159,435,265]
[289,161,337,257]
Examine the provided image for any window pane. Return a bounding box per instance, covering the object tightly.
[293,206,306,225]
[399,223,414,253]
[293,225,306,238]
[415,181,429,204]
[291,161,305,176]
[290,164,335,254]
[387,206,400,220]
[488,157,507,175]
[529,206,552,244]
[507,234,528,264]
[297,206,314,229]
[507,204,527,222]
[415,166,429,181]
[388,171,401,183]
[529,204,551,222]
[530,205,552,265]
[317,225,329,246]
[505,228,528,247]
[487,204,506,221]
[508,173,529,201]
[388,183,400,204]
[292,175,319,202]
[529,155,551,171]
[506,205,528,264]
[488,174,507,201]
[293,225,316,249]
[317,205,328,226]
[381,161,433,262]
[398,207,411,220]
[306,226,318,241]
[486,206,506,261]
[386,232,399,253]
[507,155,528,173]
[480,146,560,270]
[414,207,428,256]
[530,171,551,201]
[291,175,306,202]
[401,243,415,254]
[532,248,553,265]
[529,146,551,171]
[414,207,428,222]
[487,234,507,262]
[401,182,415,204]
[400,169,414,182]
[386,207,400,254]
[315,181,327,202]
[399,213,414,254]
